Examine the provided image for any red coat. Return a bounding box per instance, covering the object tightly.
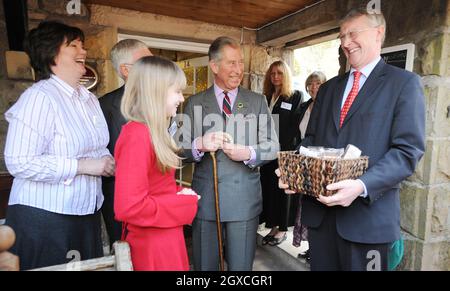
[114,121,198,271]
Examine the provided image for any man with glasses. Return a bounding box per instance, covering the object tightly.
[99,39,152,249]
[279,7,425,271]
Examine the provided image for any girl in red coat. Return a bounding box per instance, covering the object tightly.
[114,56,199,271]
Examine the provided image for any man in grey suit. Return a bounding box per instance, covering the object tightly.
[99,39,152,248]
[279,8,425,271]
[180,36,279,271]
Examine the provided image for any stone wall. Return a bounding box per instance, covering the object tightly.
[383,1,450,271]
[0,0,35,172]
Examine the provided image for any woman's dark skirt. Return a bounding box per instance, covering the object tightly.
[5,204,103,270]
[260,159,299,231]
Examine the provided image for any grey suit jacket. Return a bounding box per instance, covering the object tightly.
[180,86,279,221]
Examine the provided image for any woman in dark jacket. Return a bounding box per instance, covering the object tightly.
[260,61,303,246]
[293,71,327,260]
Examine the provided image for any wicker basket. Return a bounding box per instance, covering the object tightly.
[277,151,369,197]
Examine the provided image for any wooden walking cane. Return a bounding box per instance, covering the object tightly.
[210,152,225,271]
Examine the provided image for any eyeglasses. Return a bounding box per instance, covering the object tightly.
[338,27,377,42]
[122,63,134,67]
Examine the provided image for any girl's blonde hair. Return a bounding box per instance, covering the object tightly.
[121,56,186,173]
[263,60,294,102]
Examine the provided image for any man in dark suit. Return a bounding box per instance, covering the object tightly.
[181,37,279,270]
[99,39,152,248]
[278,8,425,271]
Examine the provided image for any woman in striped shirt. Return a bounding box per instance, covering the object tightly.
[4,21,115,270]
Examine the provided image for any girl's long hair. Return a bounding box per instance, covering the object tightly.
[121,56,186,173]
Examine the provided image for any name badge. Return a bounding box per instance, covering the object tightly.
[280,102,292,111]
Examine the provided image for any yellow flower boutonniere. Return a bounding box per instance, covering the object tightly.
[237,102,244,109]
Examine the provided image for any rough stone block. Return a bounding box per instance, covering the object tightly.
[94,60,118,98]
[398,234,422,271]
[27,0,40,10]
[423,81,450,139]
[5,51,34,80]
[413,140,450,185]
[84,27,118,60]
[250,46,270,75]
[400,236,450,271]
[421,241,450,271]
[89,5,241,43]
[249,74,264,95]
[421,33,449,76]
[429,184,450,239]
[400,183,428,240]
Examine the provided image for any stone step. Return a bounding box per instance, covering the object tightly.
[253,233,310,271]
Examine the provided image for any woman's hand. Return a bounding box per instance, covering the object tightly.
[77,156,115,177]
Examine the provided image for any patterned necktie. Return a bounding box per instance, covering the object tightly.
[222,91,232,120]
[340,71,362,128]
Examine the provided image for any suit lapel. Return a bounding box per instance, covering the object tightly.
[332,74,349,131]
[202,86,222,116]
[271,95,283,114]
[111,86,126,130]
[341,60,387,128]
[233,87,250,116]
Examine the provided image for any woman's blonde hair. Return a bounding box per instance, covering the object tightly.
[121,56,186,173]
[263,60,294,102]
[305,71,327,92]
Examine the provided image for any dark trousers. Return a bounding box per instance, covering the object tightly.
[308,208,389,271]
[6,204,103,270]
[101,178,122,248]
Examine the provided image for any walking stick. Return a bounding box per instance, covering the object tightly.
[210,151,225,271]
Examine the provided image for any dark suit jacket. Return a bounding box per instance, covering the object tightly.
[98,85,127,243]
[300,60,425,244]
[99,86,126,155]
[294,98,313,141]
[269,90,304,151]
[99,86,126,199]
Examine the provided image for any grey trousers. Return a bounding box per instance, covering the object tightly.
[192,216,259,271]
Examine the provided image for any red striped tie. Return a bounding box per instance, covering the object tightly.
[222,91,232,120]
[340,71,362,128]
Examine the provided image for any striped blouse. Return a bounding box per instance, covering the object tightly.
[4,75,110,215]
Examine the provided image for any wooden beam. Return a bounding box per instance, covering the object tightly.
[257,0,365,47]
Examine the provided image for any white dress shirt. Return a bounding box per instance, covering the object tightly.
[4,75,110,215]
[342,56,381,197]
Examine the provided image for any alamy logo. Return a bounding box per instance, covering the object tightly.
[66,0,81,15]
[366,0,382,14]
[66,250,81,271]
[366,250,381,271]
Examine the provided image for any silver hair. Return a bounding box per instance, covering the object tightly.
[305,71,327,91]
[340,7,387,43]
[110,39,149,79]
[208,36,241,62]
